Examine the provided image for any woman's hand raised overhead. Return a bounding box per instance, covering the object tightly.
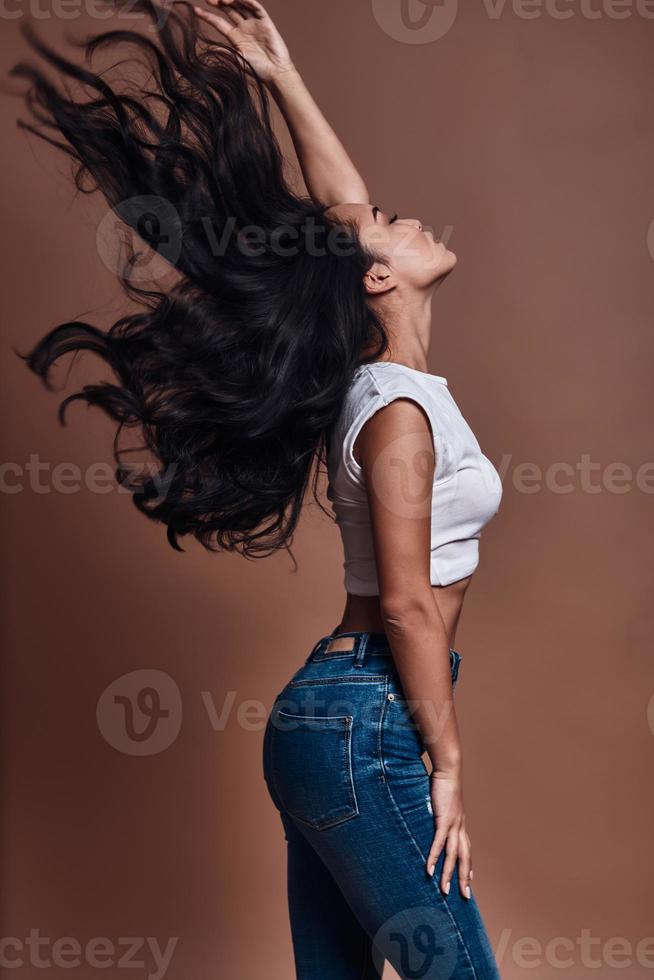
[193,0,295,83]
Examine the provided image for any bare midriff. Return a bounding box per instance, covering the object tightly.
[331,574,473,652]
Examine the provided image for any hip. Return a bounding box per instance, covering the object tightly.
[262,630,462,830]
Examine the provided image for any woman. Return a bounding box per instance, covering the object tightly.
[14,0,503,976]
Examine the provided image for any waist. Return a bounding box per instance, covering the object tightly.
[335,576,472,645]
[303,630,461,675]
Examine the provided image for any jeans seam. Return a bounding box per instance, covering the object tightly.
[381,756,479,979]
[377,677,390,781]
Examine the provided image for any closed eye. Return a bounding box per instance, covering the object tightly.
[371,206,399,225]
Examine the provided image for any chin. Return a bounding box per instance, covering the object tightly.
[444,248,457,269]
[430,249,457,285]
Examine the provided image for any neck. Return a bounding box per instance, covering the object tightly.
[370,288,434,371]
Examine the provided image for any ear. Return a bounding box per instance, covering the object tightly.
[363,262,397,296]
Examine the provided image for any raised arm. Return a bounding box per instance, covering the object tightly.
[356,397,472,900]
[193,0,370,207]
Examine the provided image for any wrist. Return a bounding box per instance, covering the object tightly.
[429,754,462,776]
[265,63,301,92]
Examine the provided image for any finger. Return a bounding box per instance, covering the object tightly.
[463,826,474,880]
[458,834,472,900]
[440,829,459,896]
[230,0,267,15]
[426,828,448,878]
[217,0,245,24]
[193,6,235,35]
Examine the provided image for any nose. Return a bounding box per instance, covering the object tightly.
[404,217,423,231]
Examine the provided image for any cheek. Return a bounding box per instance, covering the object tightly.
[396,235,445,282]
[385,230,423,266]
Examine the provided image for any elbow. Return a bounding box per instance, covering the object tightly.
[346,183,370,205]
[379,588,436,634]
[326,182,370,207]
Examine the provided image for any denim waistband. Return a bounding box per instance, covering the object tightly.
[307,630,461,679]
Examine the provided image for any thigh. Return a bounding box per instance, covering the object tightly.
[279,809,381,980]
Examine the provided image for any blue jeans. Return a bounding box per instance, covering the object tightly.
[262,630,501,979]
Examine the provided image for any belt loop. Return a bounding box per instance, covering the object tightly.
[353,633,369,668]
[306,638,323,662]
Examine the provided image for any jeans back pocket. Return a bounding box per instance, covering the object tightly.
[269,707,359,831]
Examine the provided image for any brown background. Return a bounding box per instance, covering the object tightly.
[2,1,654,977]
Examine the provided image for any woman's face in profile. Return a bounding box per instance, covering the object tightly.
[326,201,457,296]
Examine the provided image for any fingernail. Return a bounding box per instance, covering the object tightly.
[428,864,434,876]
[442,881,450,895]
[469,869,474,880]
[465,885,471,900]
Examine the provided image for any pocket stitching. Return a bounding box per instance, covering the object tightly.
[289,674,387,688]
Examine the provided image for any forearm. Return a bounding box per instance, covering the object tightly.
[266,66,369,207]
[382,590,463,773]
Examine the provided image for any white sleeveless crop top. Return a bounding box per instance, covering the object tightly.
[326,361,503,595]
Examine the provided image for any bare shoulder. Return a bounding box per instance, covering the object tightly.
[353,395,435,469]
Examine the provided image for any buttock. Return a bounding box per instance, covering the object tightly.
[262,642,461,831]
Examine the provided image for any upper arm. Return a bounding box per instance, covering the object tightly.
[355,397,436,611]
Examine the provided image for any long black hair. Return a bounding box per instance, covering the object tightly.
[12,0,387,558]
